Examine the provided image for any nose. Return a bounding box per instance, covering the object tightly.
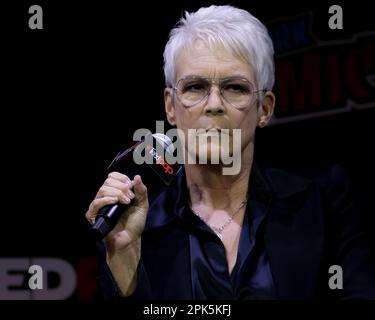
[204,86,225,116]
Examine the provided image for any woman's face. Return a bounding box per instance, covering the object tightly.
[164,40,274,167]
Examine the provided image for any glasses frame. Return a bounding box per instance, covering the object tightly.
[172,75,267,109]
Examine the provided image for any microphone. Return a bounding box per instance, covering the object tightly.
[91,133,182,239]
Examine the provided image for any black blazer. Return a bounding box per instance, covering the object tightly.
[96,164,375,300]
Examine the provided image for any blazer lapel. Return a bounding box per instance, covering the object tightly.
[264,168,325,299]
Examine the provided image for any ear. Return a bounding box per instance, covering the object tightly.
[164,87,176,126]
[257,91,275,128]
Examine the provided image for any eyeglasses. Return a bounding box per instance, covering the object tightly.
[172,76,266,109]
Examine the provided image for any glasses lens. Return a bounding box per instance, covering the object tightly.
[177,77,210,107]
[220,78,253,108]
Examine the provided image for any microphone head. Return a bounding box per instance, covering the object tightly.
[152,133,174,154]
[107,132,181,186]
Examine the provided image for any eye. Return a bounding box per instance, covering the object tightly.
[222,83,250,93]
[183,82,207,93]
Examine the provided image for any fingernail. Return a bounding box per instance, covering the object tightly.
[121,195,130,203]
[128,191,135,199]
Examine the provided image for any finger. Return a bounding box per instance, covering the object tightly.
[85,196,118,224]
[133,175,148,204]
[103,178,135,199]
[107,171,131,184]
[97,185,134,202]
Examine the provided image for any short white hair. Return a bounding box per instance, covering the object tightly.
[163,5,275,92]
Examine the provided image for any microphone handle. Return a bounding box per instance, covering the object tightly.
[92,203,128,239]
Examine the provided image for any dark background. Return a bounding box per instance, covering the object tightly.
[2,0,375,299]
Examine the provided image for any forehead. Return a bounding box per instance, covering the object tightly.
[175,40,255,82]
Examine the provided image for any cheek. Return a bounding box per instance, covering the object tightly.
[175,107,197,128]
[236,111,258,144]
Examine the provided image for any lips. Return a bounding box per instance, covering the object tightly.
[195,128,231,136]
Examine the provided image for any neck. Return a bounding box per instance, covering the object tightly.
[185,143,253,211]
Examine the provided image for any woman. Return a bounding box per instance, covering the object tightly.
[86,5,375,299]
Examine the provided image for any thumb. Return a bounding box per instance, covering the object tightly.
[133,175,148,204]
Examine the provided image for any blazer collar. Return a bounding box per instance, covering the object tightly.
[263,166,310,199]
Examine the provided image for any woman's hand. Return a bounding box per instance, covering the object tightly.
[85,172,149,255]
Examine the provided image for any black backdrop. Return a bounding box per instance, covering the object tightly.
[3,0,375,299]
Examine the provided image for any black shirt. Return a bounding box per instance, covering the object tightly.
[178,165,277,299]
